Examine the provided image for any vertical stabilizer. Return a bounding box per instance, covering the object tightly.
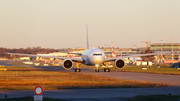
[112,52,117,57]
[86,25,89,49]
[67,52,72,58]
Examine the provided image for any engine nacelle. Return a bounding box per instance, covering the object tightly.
[62,59,73,70]
[114,59,125,69]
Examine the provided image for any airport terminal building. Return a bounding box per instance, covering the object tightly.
[19,43,180,64]
[150,43,180,59]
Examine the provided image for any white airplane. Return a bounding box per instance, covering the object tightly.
[7,26,170,72]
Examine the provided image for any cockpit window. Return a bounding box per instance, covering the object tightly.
[93,54,102,56]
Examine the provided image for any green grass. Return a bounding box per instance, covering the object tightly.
[3,66,33,69]
[108,65,180,75]
[129,95,180,101]
[0,97,64,101]
[9,62,53,67]
[0,66,43,71]
[1,95,180,101]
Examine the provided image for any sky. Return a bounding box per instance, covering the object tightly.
[0,0,180,49]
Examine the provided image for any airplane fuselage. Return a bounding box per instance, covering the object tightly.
[81,48,105,65]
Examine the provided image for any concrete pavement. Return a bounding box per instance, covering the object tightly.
[0,87,180,99]
[1,60,180,100]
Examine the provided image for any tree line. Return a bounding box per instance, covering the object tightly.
[0,47,58,59]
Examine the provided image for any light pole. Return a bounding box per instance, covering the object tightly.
[179,44,180,60]
[112,42,114,51]
[160,40,163,64]
[171,36,174,65]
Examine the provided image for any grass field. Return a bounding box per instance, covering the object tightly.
[1,95,180,101]
[0,66,168,90]
[121,66,180,75]
[129,95,180,101]
[81,64,180,76]
[106,65,180,75]
[0,66,43,71]
[0,97,64,101]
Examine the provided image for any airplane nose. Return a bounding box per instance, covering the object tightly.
[91,57,104,64]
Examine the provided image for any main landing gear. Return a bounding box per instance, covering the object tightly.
[103,62,110,72]
[104,68,110,72]
[75,63,81,72]
[74,63,111,72]
[75,68,81,72]
[95,68,110,72]
[95,63,111,72]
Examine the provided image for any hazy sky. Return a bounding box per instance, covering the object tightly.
[0,0,180,49]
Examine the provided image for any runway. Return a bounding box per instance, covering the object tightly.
[34,65,180,87]
[1,60,180,100]
[84,71,180,87]
[0,87,180,99]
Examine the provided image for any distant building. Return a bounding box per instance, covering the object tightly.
[19,57,30,60]
[150,43,180,60]
[150,43,180,51]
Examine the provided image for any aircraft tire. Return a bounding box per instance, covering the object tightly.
[75,69,81,72]
[95,69,99,72]
[108,68,110,72]
[104,68,110,72]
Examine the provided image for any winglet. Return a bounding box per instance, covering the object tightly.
[86,25,89,49]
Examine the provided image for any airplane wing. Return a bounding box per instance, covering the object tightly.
[68,52,82,56]
[7,53,83,63]
[104,52,171,62]
[61,52,82,56]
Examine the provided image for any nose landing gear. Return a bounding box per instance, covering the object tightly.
[95,69,99,72]
[95,64,99,72]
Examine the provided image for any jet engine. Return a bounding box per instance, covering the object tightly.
[62,59,73,70]
[114,59,125,69]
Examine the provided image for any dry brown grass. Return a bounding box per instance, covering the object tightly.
[0,71,168,90]
[3,66,43,71]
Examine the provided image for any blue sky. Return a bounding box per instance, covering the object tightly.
[0,0,180,49]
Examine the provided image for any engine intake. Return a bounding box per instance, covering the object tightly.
[62,59,73,70]
[114,59,125,69]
